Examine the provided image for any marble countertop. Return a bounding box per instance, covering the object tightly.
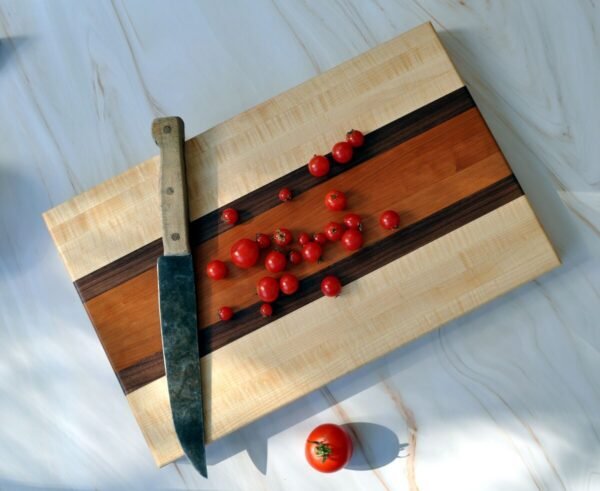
[1,1,599,490]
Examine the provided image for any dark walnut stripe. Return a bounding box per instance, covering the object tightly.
[75,87,474,302]
[119,175,523,393]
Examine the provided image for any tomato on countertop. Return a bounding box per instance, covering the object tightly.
[305,423,353,473]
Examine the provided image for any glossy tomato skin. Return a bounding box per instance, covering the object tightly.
[343,213,362,231]
[260,303,273,317]
[205,259,228,280]
[341,229,363,251]
[279,273,299,295]
[321,275,342,297]
[313,232,328,246]
[305,423,353,473]
[331,141,353,164]
[221,207,239,225]
[218,306,234,321]
[278,187,292,202]
[298,232,311,246]
[379,210,400,230]
[265,250,287,273]
[273,228,293,247]
[308,155,330,177]
[255,233,271,249]
[230,238,260,269]
[256,276,280,303]
[288,249,303,265]
[302,242,323,263]
[324,190,347,211]
[346,129,365,148]
[324,221,344,242]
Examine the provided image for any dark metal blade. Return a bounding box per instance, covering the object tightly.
[157,254,207,477]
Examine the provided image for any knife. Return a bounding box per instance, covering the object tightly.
[152,116,208,477]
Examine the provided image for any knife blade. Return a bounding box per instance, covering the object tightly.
[152,116,207,478]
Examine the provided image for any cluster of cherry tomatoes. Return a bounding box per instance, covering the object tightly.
[205,129,400,322]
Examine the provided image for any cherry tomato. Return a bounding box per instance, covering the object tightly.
[221,207,239,225]
[324,221,344,242]
[346,129,365,148]
[331,141,353,164]
[205,259,228,280]
[218,306,234,321]
[265,250,287,273]
[343,213,362,231]
[313,232,328,245]
[379,210,400,230]
[230,238,260,269]
[260,303,273,317]
[324,190,347,211]
[305,423,352,473]
[288,249,303,266]
[255,233,271,249]
[302,242,323,263]
[273,228,293,247]
[298,232,311,246]
[341,229,363,251]
[278,187,293,202]
[279,273,299,295]
[321,276,342,297]
[256,276,280,303]
[308,154,330,177]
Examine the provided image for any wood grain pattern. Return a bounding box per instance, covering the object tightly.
[83,106,514,391]
[127,196,560,467]
[40,22,561,473]
[43,23,463,281]
[75,86,475,302]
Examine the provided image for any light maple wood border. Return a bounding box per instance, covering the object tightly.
[43,23,464,281]
[127,196,559,467]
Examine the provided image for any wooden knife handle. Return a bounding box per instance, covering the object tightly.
[152,116,190,256]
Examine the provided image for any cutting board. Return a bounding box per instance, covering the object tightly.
[43,23,560,467]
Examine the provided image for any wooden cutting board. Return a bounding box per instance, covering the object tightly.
[43,23,560,467]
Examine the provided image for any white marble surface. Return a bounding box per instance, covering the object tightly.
[1,1,599,489]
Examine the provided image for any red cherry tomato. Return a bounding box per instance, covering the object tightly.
[288,249,303,266]
[255,233,271,249]
[230,238,260,269]
[218,306,234,321]
[308,155,330,177]
[265,250,287,273]
[260,303,273,317]
[305,423,352,473]
[321,276,342,297]
[279,273,299,295]
[302,242,323,263]
[346,129,365,148]
[313,232,328,245]
[256,276,280,303]
[221,207,239,225]
[379,210,400,230]
[324,190,347,211]
[331,141,353,164]
[341,229,363,251]
[278,187,293,202]
[273,228,293,247]
[324,221,344,242]
[343,213,362,231]
[205,259,228,280]
[298,232,311,246]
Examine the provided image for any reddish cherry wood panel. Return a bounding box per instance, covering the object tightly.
[85,108,511,375]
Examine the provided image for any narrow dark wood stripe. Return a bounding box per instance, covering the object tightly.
[76,87,474,302]
[119,174,523,393]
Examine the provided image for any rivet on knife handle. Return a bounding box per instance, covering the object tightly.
[152,116,190,256]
